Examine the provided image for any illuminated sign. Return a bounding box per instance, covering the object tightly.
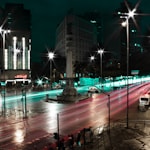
[15,74,27,79]
[131,70,139,75]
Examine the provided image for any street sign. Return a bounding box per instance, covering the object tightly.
[131,70,139,75]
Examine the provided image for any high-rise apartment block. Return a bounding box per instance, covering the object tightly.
[55,14,97,67]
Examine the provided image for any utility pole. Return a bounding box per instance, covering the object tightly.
[22,85,27,118]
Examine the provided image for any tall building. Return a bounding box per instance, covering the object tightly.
[0,3,31,85]
[55,14,97,76]
[80,11,103,46]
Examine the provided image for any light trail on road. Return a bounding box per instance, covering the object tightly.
[1,82,150,149]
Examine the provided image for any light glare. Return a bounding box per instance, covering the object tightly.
[128,8,136,18]
[48,52,54,60]
[121,21,127,27]
[98,49,104,54]
[90,56,95,61]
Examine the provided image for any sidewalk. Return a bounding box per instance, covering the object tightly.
[21,120,150,150]
[21,126,105,150]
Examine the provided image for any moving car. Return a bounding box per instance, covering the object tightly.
[88,86,100,93]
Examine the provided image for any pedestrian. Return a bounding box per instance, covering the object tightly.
[49,142,57,150]
[34,144,37,150]
[47,143,54,150]
[67,134,72,149]
[76,131,81,146]
[60,138,65,150]
[70,134,74,148]
[42,146,48,150]
[90,127,93,143]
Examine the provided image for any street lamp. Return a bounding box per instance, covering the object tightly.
[0,27,11,116]
[90,56,95,61]
[98,49,104,89]
[120,8,136,128]
[48,52,54,89]
[90,56,95,77]
[21,85,27,118]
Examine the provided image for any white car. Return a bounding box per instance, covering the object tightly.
[88,86,100,93]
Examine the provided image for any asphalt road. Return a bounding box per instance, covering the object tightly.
[0,82,150,149]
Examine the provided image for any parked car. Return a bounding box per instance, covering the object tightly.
[138,94,150,112]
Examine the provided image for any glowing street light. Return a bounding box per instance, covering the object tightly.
[48,52,54,89]
[98,48,104,89]
[120,8,136,128]
[128,8,136,18]
[90,56,95,61]
[90,56,95,77]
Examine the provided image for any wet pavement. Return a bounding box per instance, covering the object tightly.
[17,120,150,150]
[1,83,150,150]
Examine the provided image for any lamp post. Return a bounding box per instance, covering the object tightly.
[0,27,10,116]
[90,56,95,77]
[22,85,27,118]
[108,94,110,134]
[57,113,60,149]
[101,90,110,134]
[126,18,129,129]
[98,49,104,89]
[48,52,54,89]
[120,8,136,128]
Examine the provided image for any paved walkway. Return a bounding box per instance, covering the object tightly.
[20,125,107,150]
[1,110,150,150]
[19,120,150,150]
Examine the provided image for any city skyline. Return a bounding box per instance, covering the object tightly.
[1,0,150,62]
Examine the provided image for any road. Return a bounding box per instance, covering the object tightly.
[0,82,150,149]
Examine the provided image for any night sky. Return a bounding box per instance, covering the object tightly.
[1,0,150,62]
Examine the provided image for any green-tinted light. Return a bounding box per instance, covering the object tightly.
[1,82,6,86]
[80,77,99,86]
[131,29,136,33]
[37,79,43,85]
